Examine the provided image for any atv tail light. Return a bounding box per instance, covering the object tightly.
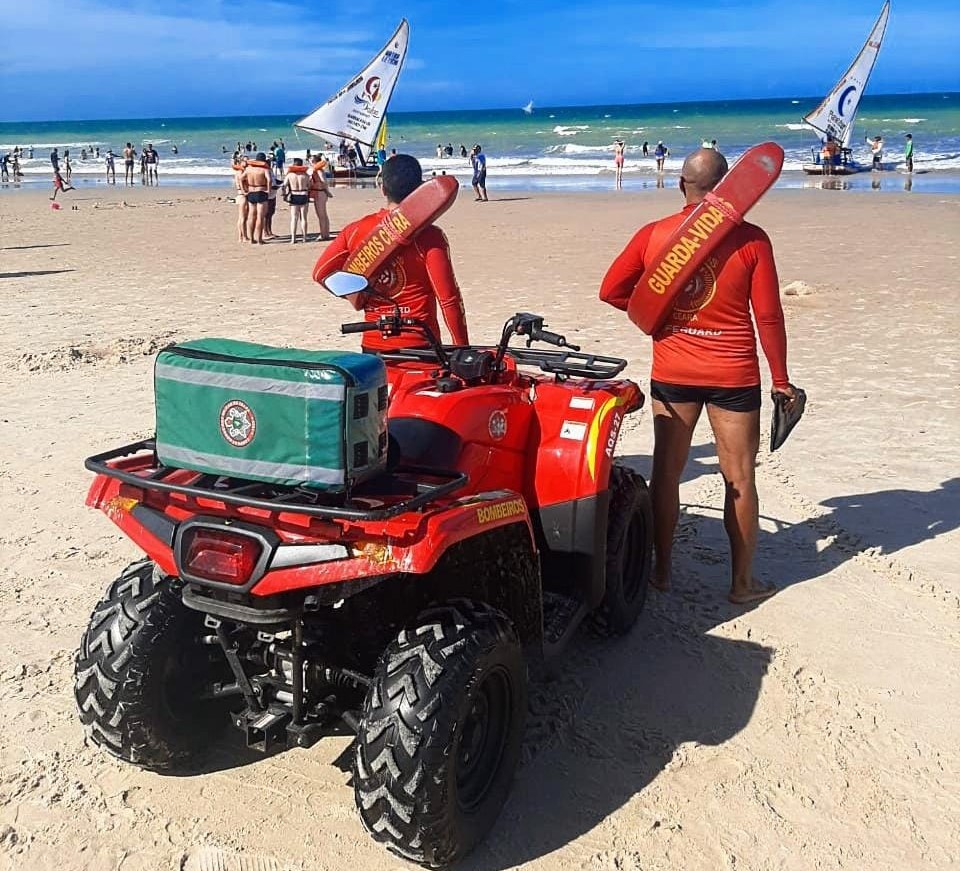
[182,528,262,585]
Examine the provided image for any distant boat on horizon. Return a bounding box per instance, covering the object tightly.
[522,100,534,115]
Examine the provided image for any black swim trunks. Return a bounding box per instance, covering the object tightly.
[246,191,269,204]
[650,380,762,413]
[288,193,309,206]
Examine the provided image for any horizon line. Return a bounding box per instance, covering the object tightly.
[1,90,954,127]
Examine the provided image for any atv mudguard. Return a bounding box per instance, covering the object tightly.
[87,474,537,597]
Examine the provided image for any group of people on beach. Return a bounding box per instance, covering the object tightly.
[232,151,332,245]
[313,148,798,605]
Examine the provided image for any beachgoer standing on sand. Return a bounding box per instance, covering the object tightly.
[599,147,798,606]
[51,168,75,200]
[50,148,60,173]
[233,156,249,242]
[104,149,116,184]
[240,152,272,244]
[0,153,9,183]
[283,158,311,244]
[654,141,668,171]
[904,134,914,173]
[310,156,333,241]
[144,144,159,184]
[63,150,72,182]
[123,143,136,185]
[313,154,469,353]
[613,139,626,190]
[264,167,280,240]
[471,144,488,201]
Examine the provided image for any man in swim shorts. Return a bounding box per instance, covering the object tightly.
[599,147,799,606]
[144,143,159,184]
[283,158,311,244]
[470,144,487,201]
[312,154,469,353]
[240,152,273,244]
[123,142,136,185]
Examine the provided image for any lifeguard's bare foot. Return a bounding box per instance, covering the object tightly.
[650,566,671,592]
[728,580,778,605]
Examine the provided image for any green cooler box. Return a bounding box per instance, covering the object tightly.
[154,339,387,491]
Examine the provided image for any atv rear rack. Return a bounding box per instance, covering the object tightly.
[86,439,468,520]
[381,346,627,380]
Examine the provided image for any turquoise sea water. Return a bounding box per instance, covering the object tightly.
[2,93,958,193]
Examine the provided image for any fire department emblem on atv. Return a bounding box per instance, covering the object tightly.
[488,410,508,440]
[219,400,257,447]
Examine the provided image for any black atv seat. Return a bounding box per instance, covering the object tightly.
[388,418,462,470]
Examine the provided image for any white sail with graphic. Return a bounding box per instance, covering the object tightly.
[294,19,408,160]
[803,1,890,148]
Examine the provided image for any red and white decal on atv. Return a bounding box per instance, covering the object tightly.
[488,410,508,440]
[559,421,587,441]
[586,396,628,480]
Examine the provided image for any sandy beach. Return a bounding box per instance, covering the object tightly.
[1,181,958,871]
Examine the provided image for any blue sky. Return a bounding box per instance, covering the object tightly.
[1,0,957,121]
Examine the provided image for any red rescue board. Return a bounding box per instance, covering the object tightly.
[627,142,784,335]
[340,175,459,279]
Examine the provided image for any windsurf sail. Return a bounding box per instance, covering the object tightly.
[802,1,889,148]
[294,19,408,161]
[522,100,534,115]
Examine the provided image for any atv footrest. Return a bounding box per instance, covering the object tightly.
[542,591,588,654]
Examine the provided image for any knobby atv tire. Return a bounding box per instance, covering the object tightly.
[591,463,654,636]
[354,600,526,868]
[74,559,231,772]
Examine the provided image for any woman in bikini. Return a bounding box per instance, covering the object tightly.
[613,139,626,190]
[233,156,249,242]
[310,157,333,241]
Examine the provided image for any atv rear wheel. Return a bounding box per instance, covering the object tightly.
[74,559,231,772]
[591,464,654,636]
[354,600,526,868]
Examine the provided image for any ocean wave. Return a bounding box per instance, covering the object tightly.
[552,125,590,136]
[777,123,810,131]
[0,140,108,150]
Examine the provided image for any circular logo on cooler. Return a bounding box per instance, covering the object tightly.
[220,400,257,447]
[488,410,508,441]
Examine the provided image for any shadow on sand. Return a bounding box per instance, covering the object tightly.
[0,269,75,279]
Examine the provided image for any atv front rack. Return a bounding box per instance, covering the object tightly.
[86,439,468,520]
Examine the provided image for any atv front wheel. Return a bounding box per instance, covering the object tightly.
[591,463,654,636]
[74,559,231,772]
[354,600,526,868]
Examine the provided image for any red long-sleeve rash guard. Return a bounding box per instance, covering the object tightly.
[599,205,790,389]
[313,210,469,352]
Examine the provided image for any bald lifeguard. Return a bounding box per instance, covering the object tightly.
[679,148,728,203]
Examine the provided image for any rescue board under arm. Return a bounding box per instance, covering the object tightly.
[627,142,784,335]
[332,174,460,281]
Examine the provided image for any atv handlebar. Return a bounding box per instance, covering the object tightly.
[531,328,579,351]
[341,321,381,335]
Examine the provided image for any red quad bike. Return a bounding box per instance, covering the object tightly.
[74,272,653,868]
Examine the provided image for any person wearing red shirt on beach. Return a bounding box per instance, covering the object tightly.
[313,154,469,353]
[599,147,798,606]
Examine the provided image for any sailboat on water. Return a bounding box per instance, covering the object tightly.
[294,19,409,179]
[802,1,890,175]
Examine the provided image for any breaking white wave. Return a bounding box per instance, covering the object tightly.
[552,125,590,136]
[778,123,810,131]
